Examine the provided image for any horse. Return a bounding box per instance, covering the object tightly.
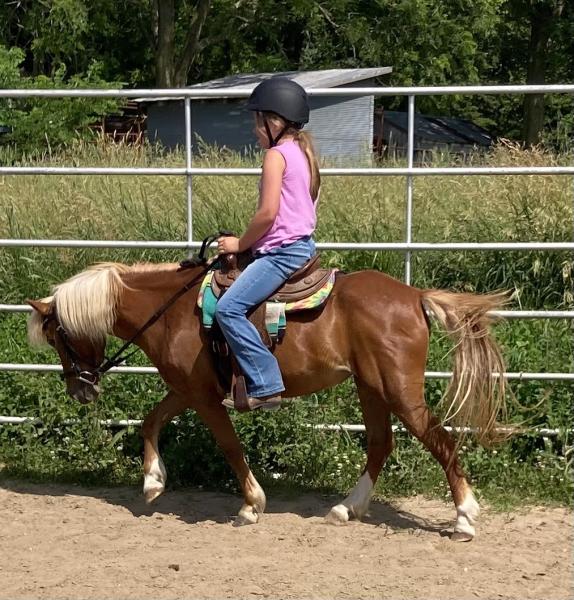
[26,257,507,542]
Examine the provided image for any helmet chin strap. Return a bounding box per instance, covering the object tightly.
[262,115,289,147]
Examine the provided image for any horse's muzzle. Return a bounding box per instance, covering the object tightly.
[71,383,100,405]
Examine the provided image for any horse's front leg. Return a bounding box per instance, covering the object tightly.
[192,399,266,526]
[141,391,186,504]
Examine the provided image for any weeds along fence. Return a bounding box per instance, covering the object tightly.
[0,84,573,435]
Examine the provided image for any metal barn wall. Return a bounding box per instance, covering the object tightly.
[308,95,373,163]
[146,101,186,149]
[146,96,374,162]
[147,100,259,153]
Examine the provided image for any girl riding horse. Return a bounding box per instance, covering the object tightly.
[215,77,320,411]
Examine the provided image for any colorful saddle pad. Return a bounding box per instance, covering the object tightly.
[197,269,338,339]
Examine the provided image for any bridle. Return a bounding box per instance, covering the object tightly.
[43,233,227,391]
[43,260,211,389]
[43,317,104,386]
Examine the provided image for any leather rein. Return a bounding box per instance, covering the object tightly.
[44,233,226,390]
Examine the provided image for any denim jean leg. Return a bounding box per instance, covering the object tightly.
[215,238,315,397]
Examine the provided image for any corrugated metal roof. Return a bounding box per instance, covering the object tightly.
[381,111,493,146]
[138,68,391,102]
[188,68,392,90]
[429,116,493,146]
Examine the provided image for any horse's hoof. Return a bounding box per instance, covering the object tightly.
[233,514,257,527]
[325,505,349,525]
[451,530,474,542]
[144,486,164,505]
[233,505,260,527]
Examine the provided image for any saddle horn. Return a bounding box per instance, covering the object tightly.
[179,230,237,271]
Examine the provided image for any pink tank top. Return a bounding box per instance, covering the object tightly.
[252,140,317,254]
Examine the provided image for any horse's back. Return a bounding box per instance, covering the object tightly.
[332,269,424,314]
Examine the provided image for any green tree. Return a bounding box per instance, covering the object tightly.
[0,46,119,155]
[197,0,505,121]
[512,0,569,146]
[482,0,573,145]
[152,0,212,87]
[0,0,92,76]
[0,0,153,85]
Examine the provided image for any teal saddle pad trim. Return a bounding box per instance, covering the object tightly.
[201,285,286,335]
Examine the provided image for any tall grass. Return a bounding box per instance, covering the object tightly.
[0,139,572,505]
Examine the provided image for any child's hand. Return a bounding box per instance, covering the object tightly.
[217,236,240,254]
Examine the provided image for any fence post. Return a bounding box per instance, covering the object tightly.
[405,95,415,285]
[184,98,193,248]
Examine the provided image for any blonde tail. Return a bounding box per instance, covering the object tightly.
[422,289,509,446]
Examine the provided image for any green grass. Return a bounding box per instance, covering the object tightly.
[0,139,572,507]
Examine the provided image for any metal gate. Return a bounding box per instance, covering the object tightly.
[1,84,573,429]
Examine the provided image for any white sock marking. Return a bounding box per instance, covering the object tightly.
[329,472,374,522]
[454,489,480,537]
[143,457,166,496]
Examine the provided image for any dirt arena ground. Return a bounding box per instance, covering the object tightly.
[0,480,571,600]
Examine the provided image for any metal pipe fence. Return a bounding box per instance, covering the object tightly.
[2,166,574,176]
[0,84,573,98]
[1,363,573,381]
[0,416,568,438]
[1,84,573,425]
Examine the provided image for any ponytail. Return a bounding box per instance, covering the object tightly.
[295,130,321,202]
[258,111,321,201]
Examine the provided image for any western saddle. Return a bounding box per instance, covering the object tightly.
[212,251,331,302]
[209,251,332,411]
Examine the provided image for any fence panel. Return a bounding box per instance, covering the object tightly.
[1,84,573,428]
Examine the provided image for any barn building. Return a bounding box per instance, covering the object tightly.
[142,68,392,162]
[374,109,494,161]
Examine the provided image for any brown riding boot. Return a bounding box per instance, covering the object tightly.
[245,394,282,411]
[222,393,282,411]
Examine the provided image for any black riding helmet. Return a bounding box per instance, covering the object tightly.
[246,77,309,147]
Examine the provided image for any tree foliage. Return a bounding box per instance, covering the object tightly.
[0,46,120,155]
[0,0,572,150]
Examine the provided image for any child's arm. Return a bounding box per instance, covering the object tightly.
[217,149,285,254]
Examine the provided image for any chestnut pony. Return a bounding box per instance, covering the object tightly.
[27,259,507,541]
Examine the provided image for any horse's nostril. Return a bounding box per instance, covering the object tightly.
[72,388,97,405]
[72,392,88,404]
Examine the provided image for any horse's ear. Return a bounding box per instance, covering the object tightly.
[26,299,51,316]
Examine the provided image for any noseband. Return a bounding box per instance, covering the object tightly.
[42,316,105,388]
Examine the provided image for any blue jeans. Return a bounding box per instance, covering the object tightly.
[214,237,316,397]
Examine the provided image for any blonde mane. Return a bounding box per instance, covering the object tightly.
[27,262,176,346]
[27,263,129,346]
[54,263,130,342]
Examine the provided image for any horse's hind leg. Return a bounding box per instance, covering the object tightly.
[142,390,186,504]
[388,374,479,541]
[326,381,394,524]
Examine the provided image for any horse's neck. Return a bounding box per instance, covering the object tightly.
[112,265,203,344]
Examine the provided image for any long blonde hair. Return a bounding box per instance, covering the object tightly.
[294,128,321,202]
[257,112,321,202]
